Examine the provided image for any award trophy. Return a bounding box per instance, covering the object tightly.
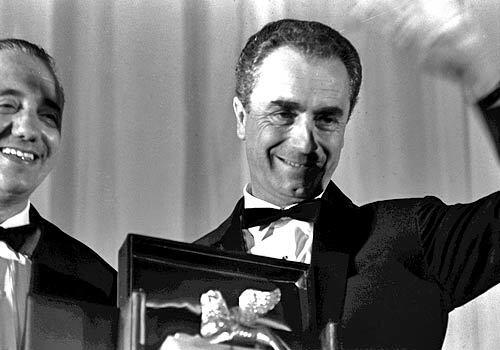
[118,234,316,349]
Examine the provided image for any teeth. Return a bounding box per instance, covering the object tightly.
[282,158,303,167]
[23,153,34,161]
[1,147,35,161]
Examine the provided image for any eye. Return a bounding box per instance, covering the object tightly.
[269,110,296,125]
[315,113,345,131]
[39,111,61,129]
[0,100,19,114]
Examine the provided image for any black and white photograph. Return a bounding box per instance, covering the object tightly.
[0,0,499,349]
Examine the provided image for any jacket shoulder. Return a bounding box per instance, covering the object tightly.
[31,210,117,305]
[194,197,244,249]
[194,214,234,247]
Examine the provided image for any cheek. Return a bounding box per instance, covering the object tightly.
[251,126,284,152]
[322,133,344,159]
[44,131,61,156]
[0,118,12,130]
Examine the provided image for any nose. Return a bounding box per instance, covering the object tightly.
[289,114,317,153]
[11,110,40,142]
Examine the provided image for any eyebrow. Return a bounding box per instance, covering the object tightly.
[269,100,304,111]
[0,88,22,97]
[0,88,62,114]
[314,106,344,116]
[269,99,345,116]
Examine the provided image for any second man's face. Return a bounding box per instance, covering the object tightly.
[0,50,62,202]
[235,46,351,207]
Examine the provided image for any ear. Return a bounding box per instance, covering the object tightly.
[233,96,247,140]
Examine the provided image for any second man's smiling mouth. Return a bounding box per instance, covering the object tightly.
[1,147,38,162]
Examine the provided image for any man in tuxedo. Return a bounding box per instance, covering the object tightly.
[195,6,500,349]
[0,39,116,347]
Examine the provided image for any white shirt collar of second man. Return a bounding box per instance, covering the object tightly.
[1,201,30,229]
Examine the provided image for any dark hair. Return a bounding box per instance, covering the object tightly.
[236,19,362,115]
[0,38,65,115]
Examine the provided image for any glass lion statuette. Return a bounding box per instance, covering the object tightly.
[158,288,292,350]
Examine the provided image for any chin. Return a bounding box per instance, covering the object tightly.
[0,180,36,197]
[284,184,319,201]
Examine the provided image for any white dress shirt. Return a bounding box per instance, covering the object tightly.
[0,201,32,349]
[243,186,323,264]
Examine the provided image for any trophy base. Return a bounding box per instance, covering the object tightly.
[160,333,260,350]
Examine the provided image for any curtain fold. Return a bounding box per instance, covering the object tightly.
[0,0,499,348]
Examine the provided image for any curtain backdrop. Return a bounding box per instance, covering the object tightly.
[0,0,499,348]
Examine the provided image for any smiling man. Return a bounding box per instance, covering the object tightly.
[0,46,62,222]
[0,39,116,348]
[235,45,351,207]
[195,16,500,349]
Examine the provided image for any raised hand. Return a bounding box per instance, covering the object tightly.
[351,0,499,100]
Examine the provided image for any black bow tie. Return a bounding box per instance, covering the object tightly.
[242,199,323,229]
[0,224,35,252]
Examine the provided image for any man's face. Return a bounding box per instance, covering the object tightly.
[234,46,350,206]
[0,50,62,202]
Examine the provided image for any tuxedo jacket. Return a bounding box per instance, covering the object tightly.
[195,183,500,349]
[196,103,500,349]
[27,206,116,306]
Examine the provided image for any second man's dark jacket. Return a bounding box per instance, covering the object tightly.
[28,207,116,306]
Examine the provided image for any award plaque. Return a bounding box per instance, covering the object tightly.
[118,234,315,349]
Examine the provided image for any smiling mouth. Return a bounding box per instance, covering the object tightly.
[1,147,38,162]
[277,156,315,169]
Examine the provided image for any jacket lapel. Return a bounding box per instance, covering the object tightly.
[214,198,247,252]
[313,182,358,254]
[311,182,360,333]
[27,206,63,295]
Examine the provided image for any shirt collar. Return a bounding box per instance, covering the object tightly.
[243,184,324,210]
[1,201,31,228]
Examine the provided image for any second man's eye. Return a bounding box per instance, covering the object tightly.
[39,112,61,130]
[0,102,18,114]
